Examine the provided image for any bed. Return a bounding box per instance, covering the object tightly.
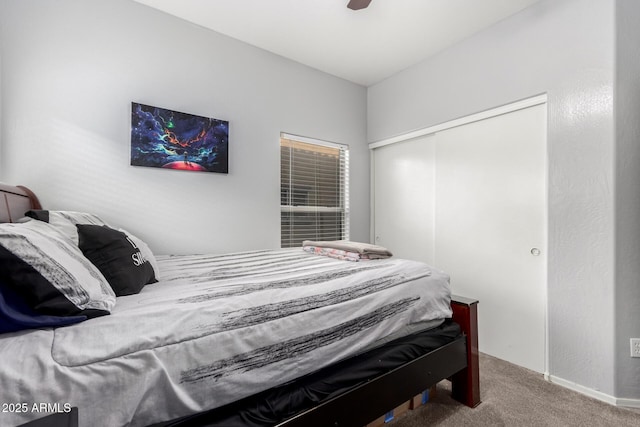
[0,183,479,427]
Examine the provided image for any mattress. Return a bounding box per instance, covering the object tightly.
[158,321,462,427]
[0,249,452,427]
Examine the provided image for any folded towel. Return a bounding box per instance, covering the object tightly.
[302,240,393,258]
[303,246,364,261]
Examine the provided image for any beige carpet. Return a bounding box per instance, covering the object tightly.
[390,353,639,426]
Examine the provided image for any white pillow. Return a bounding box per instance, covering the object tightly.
[25,210,107,245]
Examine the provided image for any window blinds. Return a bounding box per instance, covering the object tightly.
[280,134,349,248]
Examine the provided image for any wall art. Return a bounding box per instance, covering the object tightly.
[131,102,228,173]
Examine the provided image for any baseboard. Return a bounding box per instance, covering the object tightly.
[546,374,640,409]
[616,398,640,409]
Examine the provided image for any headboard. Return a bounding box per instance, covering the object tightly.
[0,183,42,223]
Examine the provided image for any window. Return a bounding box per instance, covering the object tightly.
[280,133,349,248]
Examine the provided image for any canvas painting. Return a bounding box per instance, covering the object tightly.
[131,102,229,173]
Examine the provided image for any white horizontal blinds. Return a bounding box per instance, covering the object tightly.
[280,135,349,248]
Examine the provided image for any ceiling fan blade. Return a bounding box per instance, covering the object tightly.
[347,0,372,10]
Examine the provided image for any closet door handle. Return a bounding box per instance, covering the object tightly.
[530,248,541,256]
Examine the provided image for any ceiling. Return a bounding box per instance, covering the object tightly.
[133,0,540,87]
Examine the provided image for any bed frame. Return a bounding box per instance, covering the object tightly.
[0,183,42,223]
[278,296,480,426]
[1,183,480,427]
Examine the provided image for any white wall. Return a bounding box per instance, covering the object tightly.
[614,0,640,401]
[0,0,369,255]
[369,0,625,399]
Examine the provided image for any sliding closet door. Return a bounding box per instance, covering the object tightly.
[434,104,547,373]
[373,134,435,263]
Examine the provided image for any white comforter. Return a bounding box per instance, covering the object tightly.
[0,249,451,427]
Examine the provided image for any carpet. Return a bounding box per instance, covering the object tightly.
[389,353,639,426]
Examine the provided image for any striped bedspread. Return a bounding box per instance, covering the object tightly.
[0,249,451,427]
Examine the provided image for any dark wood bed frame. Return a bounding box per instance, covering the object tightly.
[2,184,480,427]
[0,183,42,222]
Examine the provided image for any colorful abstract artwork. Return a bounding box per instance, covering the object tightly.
[130,103,229,173]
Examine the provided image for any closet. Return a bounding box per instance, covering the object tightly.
[372,99,547,373]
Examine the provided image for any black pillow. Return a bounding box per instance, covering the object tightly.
[0,278,87,333]
[77,225,157,296]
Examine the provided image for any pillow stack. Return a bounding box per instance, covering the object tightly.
[0,219,115,332]
[0,210,159,333]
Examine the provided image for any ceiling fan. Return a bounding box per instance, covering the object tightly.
[347,0,372,10]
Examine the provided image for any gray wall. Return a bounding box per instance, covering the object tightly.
[0,0,369,255]
[615,0,640,401]
[368,0,629,399]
